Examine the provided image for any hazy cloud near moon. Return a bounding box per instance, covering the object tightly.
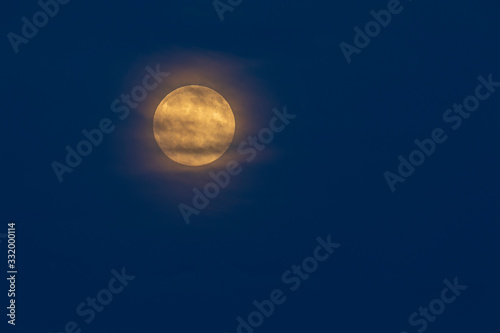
[114,48,280,213]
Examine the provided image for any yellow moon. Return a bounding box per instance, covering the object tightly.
[153,85,235,166]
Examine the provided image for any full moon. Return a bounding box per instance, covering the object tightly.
[153,85,236,166]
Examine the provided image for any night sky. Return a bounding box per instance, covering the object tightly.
[2,0,500,332]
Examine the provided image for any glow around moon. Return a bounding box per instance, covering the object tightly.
[153,85,235,166]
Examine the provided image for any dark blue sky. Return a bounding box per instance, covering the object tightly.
[1,0,500,332]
